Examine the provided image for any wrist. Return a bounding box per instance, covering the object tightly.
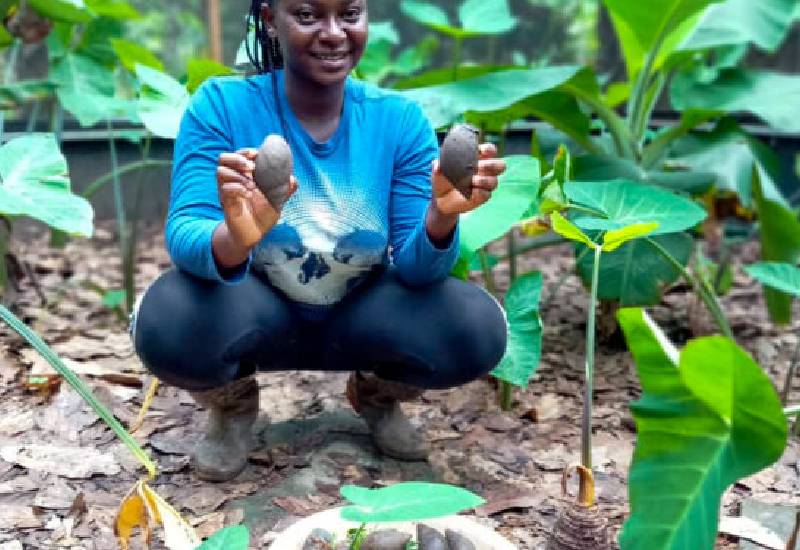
[212,222,252,270]
[425,200,458,247]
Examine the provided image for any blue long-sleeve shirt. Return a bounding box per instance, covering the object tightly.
[166,70,459,314]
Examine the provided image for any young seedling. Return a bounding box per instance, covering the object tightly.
[440,124,479,199]
[547,212,658,550]
[254,134,293,210]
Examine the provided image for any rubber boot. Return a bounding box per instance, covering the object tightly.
[346,372,430,461]
[189,376,259,482]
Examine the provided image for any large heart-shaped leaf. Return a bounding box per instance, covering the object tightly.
[617,308,786,550]
[603,0,724,54]
[196,525,249,550]
[746,262,800,298]
[29,0,94,23]
[667,119,787,207]
[492,272,543,387]
[0,134,93,236]
[576,232,693,306]
[135,64,190,139]
[458,0,517,35]
[671,69,800,133]
[679,0,797,53]
[402,66,581,129]
[459,155,540,257]
[340,483,484,522]
[753,176,800,325]
[564,179,707,235]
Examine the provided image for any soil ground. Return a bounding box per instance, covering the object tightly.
[0,222,797,549]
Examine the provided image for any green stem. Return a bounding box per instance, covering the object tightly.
[633,72,666,143]
[452,36,463,81]
[106,121,133,314]
[81,159,172,199]
[499,381,514,411]
[628,29,669,146]
[567,203,606,218]
[581,246,602,471]
[498,234,567,261]
[507,231,517,282]
[478,248,497,296]
[782,336,800,405]
[785,405,800,417]
[123,134,153,314]
[0,305,157,477]
[565,84,635,159]
[0,217,8,301]
[645,237,733,339]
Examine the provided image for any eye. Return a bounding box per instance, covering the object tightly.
[295,7,316,24]
[342,6,362,23]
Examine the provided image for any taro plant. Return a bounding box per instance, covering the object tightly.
[0,133,93,303]
[617,308,787,550]
[400,0,800,325]
[338,482,485,549]
[354,20,437,86]
[745,261,800,432]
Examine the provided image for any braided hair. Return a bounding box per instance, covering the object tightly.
[246,0,284,74]
[246,0,289,138]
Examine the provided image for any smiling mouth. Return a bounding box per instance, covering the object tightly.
[312,52,349,61]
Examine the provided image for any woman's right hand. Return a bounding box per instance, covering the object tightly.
[213,148,298,268]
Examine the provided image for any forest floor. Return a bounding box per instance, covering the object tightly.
[0,222,798,550]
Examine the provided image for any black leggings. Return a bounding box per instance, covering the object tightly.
[132,268,507,391]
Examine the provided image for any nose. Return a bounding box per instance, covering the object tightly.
[319,15,346,44]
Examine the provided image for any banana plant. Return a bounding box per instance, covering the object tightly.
[617,308,787,550]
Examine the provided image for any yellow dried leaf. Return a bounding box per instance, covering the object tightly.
[140,483,201,550]
[130,378,159,434]
[115,481,153,550]
[115,481,200,550]
[519,216,550,237]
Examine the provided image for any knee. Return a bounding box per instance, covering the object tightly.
[435,284,508,388]
[132,271,235,390]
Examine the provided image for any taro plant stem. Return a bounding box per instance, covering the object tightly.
[0,217,9,300]
[781,336,800,404]
[105,121,135,314]
[645,237,733,339]
[581,245,602,475]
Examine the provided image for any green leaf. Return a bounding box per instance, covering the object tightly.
[745,262,800,298]
[565,180,707,235]
[458,0,517,35]
[538,180,569,215]
[617,308,787,550]
[400,0,454,34]
[186,59,234,94]
[603,0,724,54]
[459,155,540,256]
[111,38,163,73]
[577,233,693,306]
[551,211,595,248]
[667,119,787,207]
[196,525,249,550]
[340,483,484,522]
[602,222,659,252]
[101,289,126,309]
[28,0,94,23]
[753,175,800,324]
[85,0,140,19]
[135,64,189,139]
[0,80,56,109]
[679,0,797,53]
[671,69,800,133]
[50,53,127,127]
[402,66,581,129]
[0,134,93,236]
[492,272,543,387]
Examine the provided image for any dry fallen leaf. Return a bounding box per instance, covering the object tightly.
[115,480,200,550]
[0,444,120,478]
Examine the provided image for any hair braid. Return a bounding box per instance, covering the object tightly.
[246,1,289,138]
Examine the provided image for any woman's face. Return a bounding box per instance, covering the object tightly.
[264,0,368,88]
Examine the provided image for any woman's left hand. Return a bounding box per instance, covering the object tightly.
[431,142,507,216]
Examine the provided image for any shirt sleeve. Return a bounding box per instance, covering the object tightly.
[165,80,251,284]
[389,100,460,286]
